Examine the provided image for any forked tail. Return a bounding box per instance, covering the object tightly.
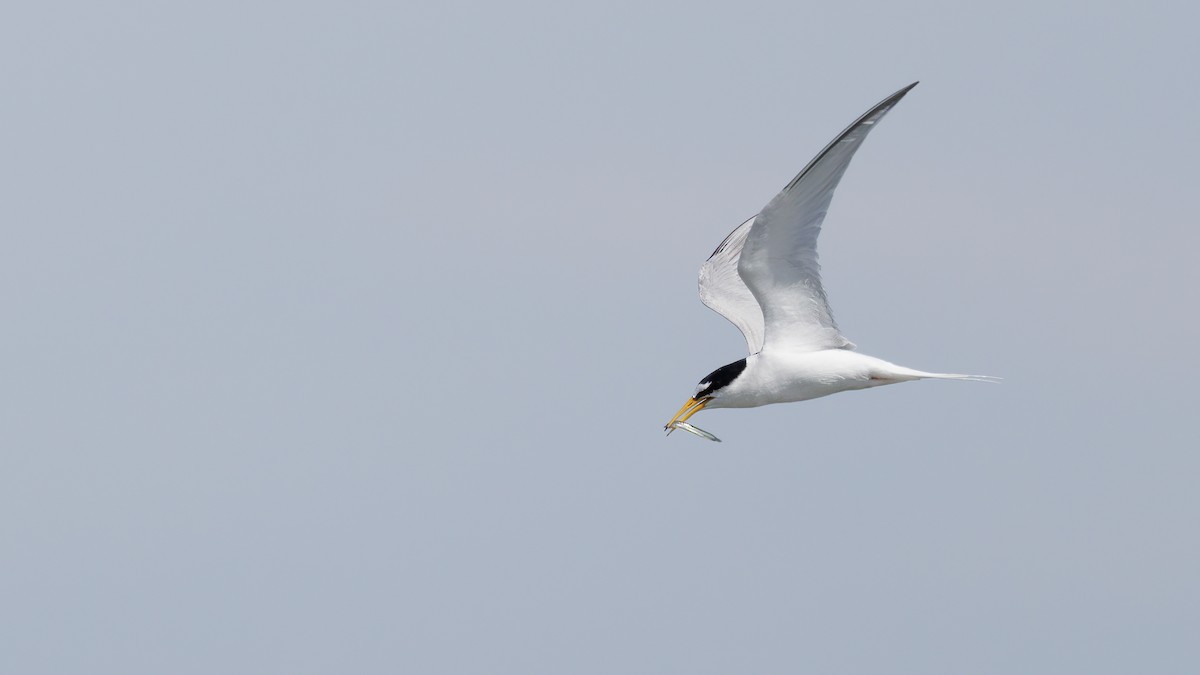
[921,372,1002,383]
[876,364,1001,383]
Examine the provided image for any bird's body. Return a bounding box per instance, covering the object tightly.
[707,351,914,409]
[704,350,985,410]
[666,82,994,440]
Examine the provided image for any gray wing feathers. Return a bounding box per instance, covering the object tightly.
[698,216,765,354]
[737,82,916,352]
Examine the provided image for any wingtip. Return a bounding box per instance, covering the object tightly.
[872,82,920,111]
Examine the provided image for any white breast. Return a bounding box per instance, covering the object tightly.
[709,350,897,409]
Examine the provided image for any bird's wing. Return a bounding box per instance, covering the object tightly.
[698,216,764,354]
[737,82,917,352]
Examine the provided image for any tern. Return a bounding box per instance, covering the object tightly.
[665,82,995,441]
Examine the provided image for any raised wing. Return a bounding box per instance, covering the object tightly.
[737,82,917,352]
[698,216,764,354]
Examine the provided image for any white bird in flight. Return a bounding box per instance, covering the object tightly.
[665,82,995,442]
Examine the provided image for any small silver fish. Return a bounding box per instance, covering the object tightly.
[668,421,721,442]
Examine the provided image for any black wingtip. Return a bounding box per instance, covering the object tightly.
[778,80,920,193]
[890,81,920,101]
[869,81,919,114]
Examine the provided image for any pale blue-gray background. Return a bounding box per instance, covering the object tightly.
[3,1,1198,673]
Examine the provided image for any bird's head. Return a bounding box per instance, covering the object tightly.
[664,357,748,429]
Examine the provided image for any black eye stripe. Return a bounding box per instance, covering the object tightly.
[696,358,747,397]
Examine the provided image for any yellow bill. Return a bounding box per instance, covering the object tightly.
[664,396,710,430]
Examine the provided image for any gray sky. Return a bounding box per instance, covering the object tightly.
[3,1,1199,673]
